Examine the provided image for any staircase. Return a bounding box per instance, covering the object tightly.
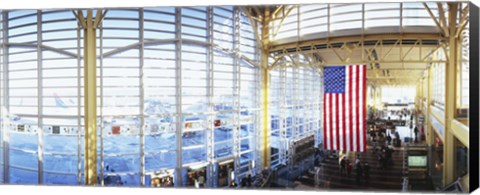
[294,144,405,191]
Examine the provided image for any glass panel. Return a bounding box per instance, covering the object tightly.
[183,147,207,164]
[9,168,38,184]
[381,86,416,104]
[365,19,400,28]
[145,152,176,171]
[43,154,77,173]
[43,173,77,185]
[9,149,38,170]
[214,142,233,158]
[103,172,141,186]
[103,155,140,173]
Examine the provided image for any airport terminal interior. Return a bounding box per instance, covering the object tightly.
[0,2,473,193]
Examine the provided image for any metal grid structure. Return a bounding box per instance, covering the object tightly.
[0,9,3,184]
[268,66,322,169]
[0,7,262,187]
[0,10,82,185]
[431,49,446,108]
[459,24,469,109]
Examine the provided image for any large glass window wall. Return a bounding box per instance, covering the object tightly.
[0,7,262,187]
[272,3,441,44]
[269,66,322,169]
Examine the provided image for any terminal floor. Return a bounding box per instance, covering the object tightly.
[292,146,405,191]
[289,138,436,191]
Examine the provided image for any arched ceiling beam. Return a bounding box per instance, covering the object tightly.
[102,38,259,68]
[2,42,78,58]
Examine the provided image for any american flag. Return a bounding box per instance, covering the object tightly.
[323,65,367,152]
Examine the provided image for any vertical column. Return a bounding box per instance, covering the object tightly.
[1,11,9,183]
[174,7,183,187]
[76,19,82,185]
[36,10,44,184]
[292,68,297,139]
[82,10,98,185]
[279,68,286,164]
[443,2,458,186]
[254,18,262,174]
[233,7,242,183]
[98,17,104,186]
[261,8,271,170]
[139,8,146,187]
[319,67,324,148]
[373,86,377,111]
[426,67,433,146]
[261,67,270,170]
[205,6,215,188]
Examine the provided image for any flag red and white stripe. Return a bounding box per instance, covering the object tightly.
[323,65,367,152]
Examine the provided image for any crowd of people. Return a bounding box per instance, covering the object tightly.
[370,129,402,148]
[337,154,370,184]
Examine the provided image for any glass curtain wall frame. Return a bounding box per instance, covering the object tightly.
[237,8,260,181]
[0,9,4,184]
[97,6,262,187]
[0,6,261,187]
[0,9,82,185]
[459,22,469,109]
[431,48,446,109]
[268,66,323,170]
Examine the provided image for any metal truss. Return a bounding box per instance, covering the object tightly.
[74,8,107,186]
[232,7,242,184]
[270,5,297,42]
[174,7,183,187]
[0,42,78,58]
[424,2,469,39]
[205,6,215,188]
[269,35,446,66]
[278,68,286,165]
[267,34,447,86]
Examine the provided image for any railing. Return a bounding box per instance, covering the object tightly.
[402,143,409,191]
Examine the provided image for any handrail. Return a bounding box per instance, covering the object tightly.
[402,143,409,191]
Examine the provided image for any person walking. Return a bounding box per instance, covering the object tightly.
[355,161,363,183]
[346,160,353,178]
[246,174,252,187]
[364,162,370,181]
[370,130,377,142]
[386,133,392,145]
[340,156,346,176]
[377,154,385,169]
